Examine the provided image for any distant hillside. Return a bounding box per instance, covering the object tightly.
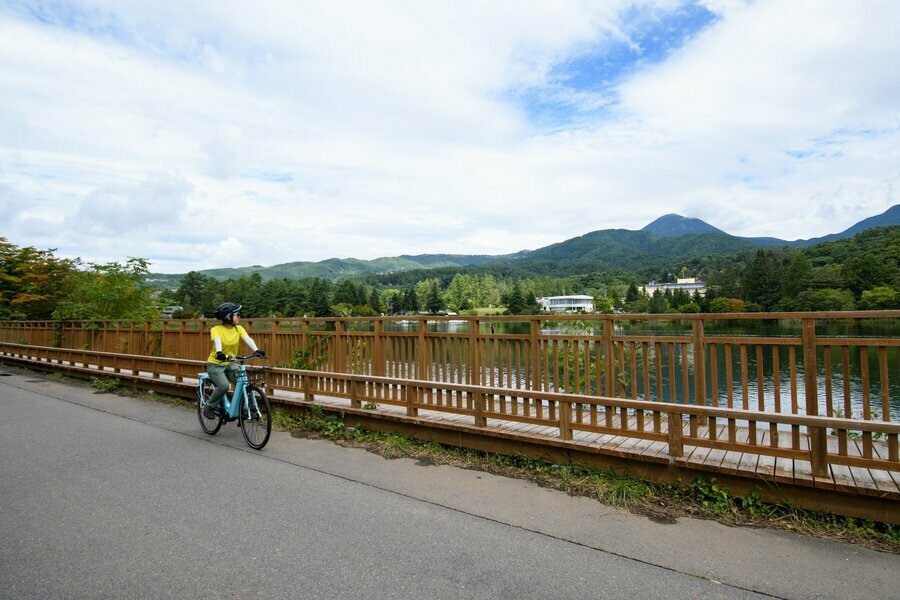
[794,204,900,246]
[148,254,501,287]
[150,205,899,287]
[641,214,726,237]
[501,229,759,275]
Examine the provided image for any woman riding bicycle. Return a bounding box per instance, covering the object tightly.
[204,302,265,419]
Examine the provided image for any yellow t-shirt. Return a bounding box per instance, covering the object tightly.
[207,324,248,363]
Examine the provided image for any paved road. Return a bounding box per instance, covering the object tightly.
[0,368,896,599]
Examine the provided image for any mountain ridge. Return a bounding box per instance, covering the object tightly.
[150,204,900,285]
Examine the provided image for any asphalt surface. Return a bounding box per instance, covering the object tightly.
[0,367,896,599]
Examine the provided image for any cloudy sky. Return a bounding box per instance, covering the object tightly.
[2,0,898,273]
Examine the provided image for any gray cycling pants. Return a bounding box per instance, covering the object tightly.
[206,362,238,408]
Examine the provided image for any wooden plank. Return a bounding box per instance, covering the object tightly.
[625,437,660,457]
[756,430,779,481]
[588,433,621,450]
[866,439,900,494]
[829,462,859,494]
[703,425,732,471]
[846,439,881,494]
[793,433,822,489]
[612,434,645,456]
[682,441,713,470]
[717,445,743,476]
[700,444,728,473]
[638,440,670,460]
[604,434,643,457]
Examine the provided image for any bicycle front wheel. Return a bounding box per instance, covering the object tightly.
[197,379,223,435]
[239,384,271,449]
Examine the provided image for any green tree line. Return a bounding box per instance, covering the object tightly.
[3,226,899,321]
[0,238,158,321]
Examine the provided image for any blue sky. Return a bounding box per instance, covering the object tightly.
[522,2,718,126]
[1,1,898,273]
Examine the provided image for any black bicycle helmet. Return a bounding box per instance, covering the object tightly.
[213,302,242,322]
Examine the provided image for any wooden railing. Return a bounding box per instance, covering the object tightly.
[2,341,898,478]
[3,312,900,474]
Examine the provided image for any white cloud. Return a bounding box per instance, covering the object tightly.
[0,1,898,273]
[66,171,193,233]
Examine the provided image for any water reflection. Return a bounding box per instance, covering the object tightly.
[373,317,900,421]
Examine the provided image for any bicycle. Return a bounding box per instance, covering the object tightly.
[196,352,272,449]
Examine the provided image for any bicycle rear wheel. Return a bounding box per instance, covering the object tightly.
[239,384,271,449]
[197,379,223,435]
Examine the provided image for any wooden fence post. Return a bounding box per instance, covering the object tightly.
[334,320,345,375]
[530,319,541,391]
[692,319,706,404]
[469,318,480,387]
[374,319,385,377]
[350,378,361,408]
[417,318,427,381]
[803,318,828,477]
[406,384,418,417]
[474,390,487,427]
[667,409,683,458]
[559,400,573,440]
[300,320,308,361]
[691,319,706,436]
[303,374,315,403]
[604,319,615,397]
[270,320,279,366]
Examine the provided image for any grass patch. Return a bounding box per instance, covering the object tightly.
[271,406,900,553]
[89,377,123,393]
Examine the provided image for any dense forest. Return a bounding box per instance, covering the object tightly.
[2,226,899,321]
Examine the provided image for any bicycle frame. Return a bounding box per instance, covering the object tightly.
[198,359,265,420]
[196,353,271,449]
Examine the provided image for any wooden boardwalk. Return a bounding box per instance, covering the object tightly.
[275,388,900,503]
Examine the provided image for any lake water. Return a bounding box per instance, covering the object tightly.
[382,317,900,422]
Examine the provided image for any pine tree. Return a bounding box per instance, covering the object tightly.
[425,280,444,313]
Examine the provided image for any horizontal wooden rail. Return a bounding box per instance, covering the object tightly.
[3,342,898,477]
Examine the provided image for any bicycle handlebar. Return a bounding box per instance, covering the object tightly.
[226,351,267,362]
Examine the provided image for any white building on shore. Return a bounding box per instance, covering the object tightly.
[537,295,594,313]
[640,278,707,297]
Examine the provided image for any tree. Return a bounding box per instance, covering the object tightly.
[742,250,785,310]
[782,253,812,299]
[647,290,669,314]
[401,285,419,313]
[0,238,78,320]
[445,274,476,312]
[710,265,741,299]
[625,283,640,303]
[52,258,158,320]
[502,282,527,315]
[794,288,855,311]
[379,289,400,314]
[842,254,887,298]
[368,288,384,314]
[308,278,333,317]
[333,279,365,306]
[708,297,746,313]
[623,283,648,313]
[524,290,540,314]
[858,286,898,310]
[593,295,614,314]
[476,274,501,308]
[424,280,444,314]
